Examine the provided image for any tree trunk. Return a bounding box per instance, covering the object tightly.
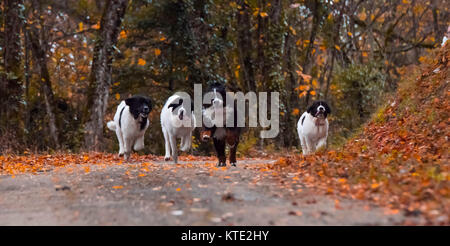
[83,0,129,150]
[27,26,60,148]
[236,0,256,92]
[1,0,24,131]
[26,0,60,148]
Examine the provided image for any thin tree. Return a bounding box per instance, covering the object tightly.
[83,0,129,150]
[1,0,24,133]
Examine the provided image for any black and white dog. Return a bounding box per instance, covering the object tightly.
[297,101,331,155]
[107,95,152,160]
[200,83,241,167]
[161,94,196,163]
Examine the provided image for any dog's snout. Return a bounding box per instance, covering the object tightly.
[201,130,212,142]
[318,106,325,112]
[143,105,149,113]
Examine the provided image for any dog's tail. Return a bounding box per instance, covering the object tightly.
[107,121,116,131]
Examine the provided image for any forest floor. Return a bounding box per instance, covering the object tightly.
[0,40,448,227]
[0,155,412,226]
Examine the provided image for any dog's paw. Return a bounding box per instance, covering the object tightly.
[119,153,124,157]
[124,152,131,161]
[230,162,237,167]
[180,145,190,152]
[217,162,226,167]
[164,156,171,161]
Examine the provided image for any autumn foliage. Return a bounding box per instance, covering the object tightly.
[271,45,449,225]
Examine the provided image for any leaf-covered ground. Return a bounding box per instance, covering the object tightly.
[271,45,449,225]
[0,46,448,225]
[0,157,409,225]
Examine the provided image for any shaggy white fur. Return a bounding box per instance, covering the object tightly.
[161,94,196,163]
[107,99,150,160]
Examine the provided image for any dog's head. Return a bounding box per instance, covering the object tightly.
[307,101,331,119]
[200,83,227,142]
[167,97,194,121]
[125,95,152,120]
[205,82,227,108]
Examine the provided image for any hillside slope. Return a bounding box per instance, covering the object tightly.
[274,45,449,225]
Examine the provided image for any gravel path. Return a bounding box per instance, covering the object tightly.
[0,159,408,225]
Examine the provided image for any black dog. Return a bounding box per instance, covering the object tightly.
[200,83,241,167]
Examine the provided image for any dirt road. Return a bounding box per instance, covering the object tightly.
[0,158,410,225]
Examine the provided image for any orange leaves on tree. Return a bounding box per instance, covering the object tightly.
[137,58,146,66]
[154,48,161,57]
[120,30,127,39]
[259,12,268,18]
[296,70,311,82]
[91,22,100,30]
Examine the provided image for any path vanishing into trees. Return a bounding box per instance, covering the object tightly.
[0,157,413,225]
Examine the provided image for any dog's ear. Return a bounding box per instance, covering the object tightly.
[125,97,138,108]
[168,98,183,112]
[325,103,331,114]
[145,97,152,112]
[306,104,314,114]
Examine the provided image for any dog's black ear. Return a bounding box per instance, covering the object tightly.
[125,97,138,108]
[306,104,314,114]
[145,97,152,112]
[325,103,331,114]
[168,98,183,112]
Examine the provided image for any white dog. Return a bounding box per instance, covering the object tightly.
[107,95,152,160]
[161,94,196,163]
[297,101,331,155]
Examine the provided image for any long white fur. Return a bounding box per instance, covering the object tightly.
[297,111,328,155]
[107,101,149,160]
[161,95,196,163]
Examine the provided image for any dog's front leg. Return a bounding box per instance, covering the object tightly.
[229,140,239,167]
[305,137,315,155]
[134,133,145,151]
[162,127,171,161]
[123,136,133,161]
[169,134,178,163]
[300,135,308,155]
[180,132,192,152]
[316,136,327,151]
[213,138,226,167]
[116,128,125,157]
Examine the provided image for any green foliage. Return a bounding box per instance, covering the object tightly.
[329,62,387,146]
[237,131,258,156]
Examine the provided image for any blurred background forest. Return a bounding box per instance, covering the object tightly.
[0,0,448,155]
